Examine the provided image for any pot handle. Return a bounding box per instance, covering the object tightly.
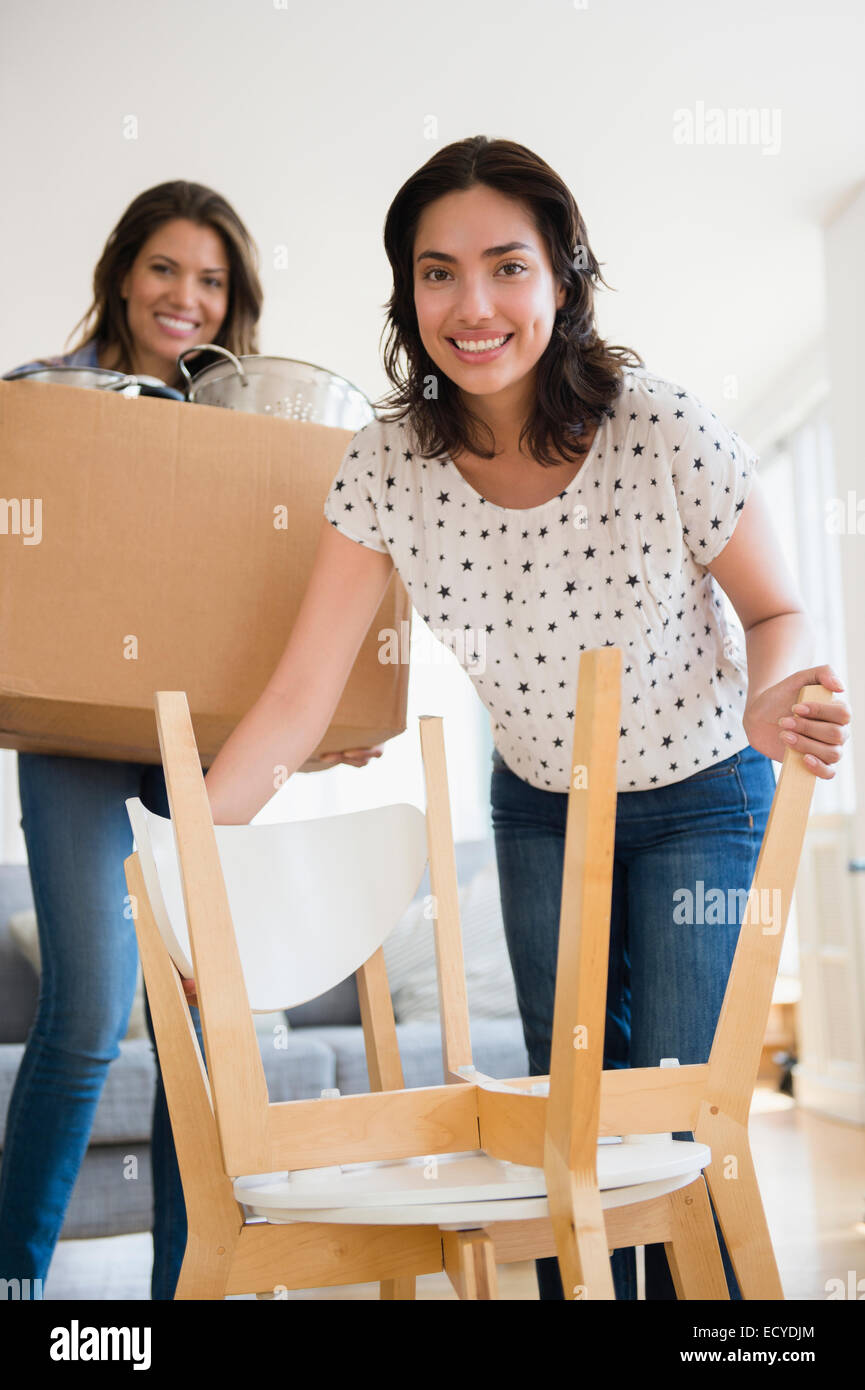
[176,343,248,395]
[133,381,186,401]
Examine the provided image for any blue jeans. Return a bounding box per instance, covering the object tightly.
[490,743,777,1300]
[0,753,203,1300]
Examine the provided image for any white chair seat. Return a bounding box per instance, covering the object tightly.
[234,1139,711,1227]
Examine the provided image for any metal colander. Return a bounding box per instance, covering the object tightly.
[177,345,375,430]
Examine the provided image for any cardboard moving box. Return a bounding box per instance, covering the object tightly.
[0,381,411,765]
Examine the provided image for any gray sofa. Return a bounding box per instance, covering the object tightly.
[0,842,527,1241]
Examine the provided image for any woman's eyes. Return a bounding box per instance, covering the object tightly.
[151,264,225,289]
[422,261,529,282]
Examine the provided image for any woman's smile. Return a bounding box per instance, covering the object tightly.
[446,331,514,362]
[153,311,203,340]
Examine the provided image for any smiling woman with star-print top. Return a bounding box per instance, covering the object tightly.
[202,136,851,1301]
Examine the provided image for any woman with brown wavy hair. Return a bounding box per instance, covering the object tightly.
[9,179,262,386]
[0,182,263,1300]
[200,135,847,1301]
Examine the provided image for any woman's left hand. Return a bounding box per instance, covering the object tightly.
[181,977,198,1008]
[743,664,851,779]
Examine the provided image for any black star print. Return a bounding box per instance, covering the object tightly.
[323,376,756,792]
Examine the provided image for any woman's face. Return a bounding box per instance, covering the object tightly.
[412,183,565,418]
[120,218,229,380]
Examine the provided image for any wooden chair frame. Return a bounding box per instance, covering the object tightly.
[125,649,823,1299]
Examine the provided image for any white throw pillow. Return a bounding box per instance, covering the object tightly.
[383,860,519,1023]
[7,909,149,1041]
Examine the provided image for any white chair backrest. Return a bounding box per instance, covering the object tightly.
[126,798,429,1012]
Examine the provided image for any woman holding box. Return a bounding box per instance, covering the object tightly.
[201,137,850,1300]
[0,180,379,1301]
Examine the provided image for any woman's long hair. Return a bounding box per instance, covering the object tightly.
[65,180,263,382]
[378,136,644,467]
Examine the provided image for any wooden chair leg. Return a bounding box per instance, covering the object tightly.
[380,1276,417,1300]
[442,1230,498,1299]
[664,1177,729,1300]
[174,1227,241,1300]
[546,1158,616,1300]
[697,1107,784,1299]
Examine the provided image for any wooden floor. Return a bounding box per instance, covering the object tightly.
[45,1087,865,1300]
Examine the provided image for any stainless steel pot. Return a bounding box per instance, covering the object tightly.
[177,344,375,430]
[5,364,184,400]
[6,364,137,391]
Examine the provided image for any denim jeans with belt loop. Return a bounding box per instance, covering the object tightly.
[489,742,777,1300]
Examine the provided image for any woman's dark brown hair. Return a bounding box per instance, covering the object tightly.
[378,136,644,467]
[65,180,263,384]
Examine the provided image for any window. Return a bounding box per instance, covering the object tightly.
[758,401,852,819]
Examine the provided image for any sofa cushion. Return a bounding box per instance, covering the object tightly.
[0,1032,337,1149]
[258,1032,337,1103]
[58,1142,154,1241]
[383,860,519,1022]
[283,838,497,1029]
[306,1019,528,1095]
[283,975,361,1029]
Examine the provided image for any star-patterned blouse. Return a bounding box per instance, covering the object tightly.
[323,365,759,793]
